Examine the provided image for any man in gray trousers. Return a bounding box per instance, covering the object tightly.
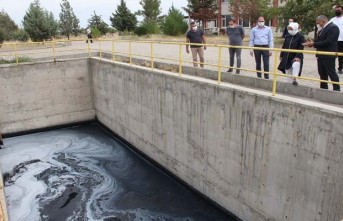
[226,17,245,74]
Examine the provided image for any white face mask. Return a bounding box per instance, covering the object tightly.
[191,26,197,31]
[288,30,297,36]
[258,22,265,27]
[316,24,322,31]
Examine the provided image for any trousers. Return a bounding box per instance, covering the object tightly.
[191,47,205,68]
[229,48,242,68]
[317,58,340,91]
[254,49,270,79]
[285,61,301,82]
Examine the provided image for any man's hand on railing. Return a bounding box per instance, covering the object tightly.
[302,40,314,47]
[250,51,254,57]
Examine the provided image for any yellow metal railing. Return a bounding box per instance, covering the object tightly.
[1,39,343,97]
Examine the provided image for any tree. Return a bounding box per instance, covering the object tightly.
[110,0,137,32]
[138,0,161,22]
[161,6,188,36]
[0,10,18,40]
[88,11,109,35]
[279,0,336,35]
[23,0,58,41]
[183,0,218,27]
[228,0,273,26]
[72,13,80,36]
[59,0,79,39]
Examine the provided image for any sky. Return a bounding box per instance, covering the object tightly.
[1,0,189,28]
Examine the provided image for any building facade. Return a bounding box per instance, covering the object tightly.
[202,0,287,34]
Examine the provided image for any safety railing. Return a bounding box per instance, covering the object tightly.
[1,39,343,97]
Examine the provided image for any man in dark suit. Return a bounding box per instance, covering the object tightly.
[303,15,341,91]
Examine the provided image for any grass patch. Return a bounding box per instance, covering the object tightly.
[0,56,31,64]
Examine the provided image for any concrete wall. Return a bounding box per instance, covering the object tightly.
[0,59,95,134]
[91,58,343,221]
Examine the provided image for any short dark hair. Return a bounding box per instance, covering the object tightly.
[336,5,343,10]
[228,16,235,21]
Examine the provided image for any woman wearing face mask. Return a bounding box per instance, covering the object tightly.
[277,22,305,86]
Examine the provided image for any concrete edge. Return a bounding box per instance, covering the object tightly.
[91,57,343,116]
[0,52,98,68]
[0,166,9,221]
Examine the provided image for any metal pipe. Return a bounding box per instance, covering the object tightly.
[179,44,182,76]
[52,41,56,62]
[272,49,279,96]
[129,41,132,65]
[14,44,18,64]
[99,41,102,60]
[112,40,115,61]
[151,42,154,70]
[218,46,222,84]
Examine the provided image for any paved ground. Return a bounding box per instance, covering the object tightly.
[1,40,343,89]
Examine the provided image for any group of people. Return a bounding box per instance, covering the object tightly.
[186,6,343,92]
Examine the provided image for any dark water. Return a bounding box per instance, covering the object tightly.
[0,124,239,221]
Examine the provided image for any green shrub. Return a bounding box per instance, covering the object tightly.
[108,27,117,34]
[0,56,31,64]
[143,21,159,34]
[0,28,5,44]
[91,27,101,38]
[134,26,149,36]
[13,29,29,42]
[134,21,159,36]
[162,7,188,36]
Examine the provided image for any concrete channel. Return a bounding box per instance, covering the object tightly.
[0,57,342,221]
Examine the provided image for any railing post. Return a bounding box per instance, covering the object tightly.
[272,49,279,96]
[14,43,18,64]
[150,42,154,70]
[52,41,56,62]
[218,46,222,84]
[99,41,102,60]
[87,40,91,58]
[179,44,182,76]
[112,40,115,61]
[129,41,132,65]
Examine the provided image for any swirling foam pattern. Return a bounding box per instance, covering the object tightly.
[0,124,236,221]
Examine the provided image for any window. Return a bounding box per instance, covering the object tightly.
[222,16,226,27]
[239,19,250,28]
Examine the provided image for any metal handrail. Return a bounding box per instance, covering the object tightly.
[1,40,342,97]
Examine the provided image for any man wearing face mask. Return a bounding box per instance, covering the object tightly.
[303,15,340,91]
[330,5,343,74]
[226,17,245,74]
[278,22,305,86]
[249,16,274,79]
[186,21,207,68]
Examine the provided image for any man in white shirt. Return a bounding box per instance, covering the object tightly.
[330,5,343,74]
